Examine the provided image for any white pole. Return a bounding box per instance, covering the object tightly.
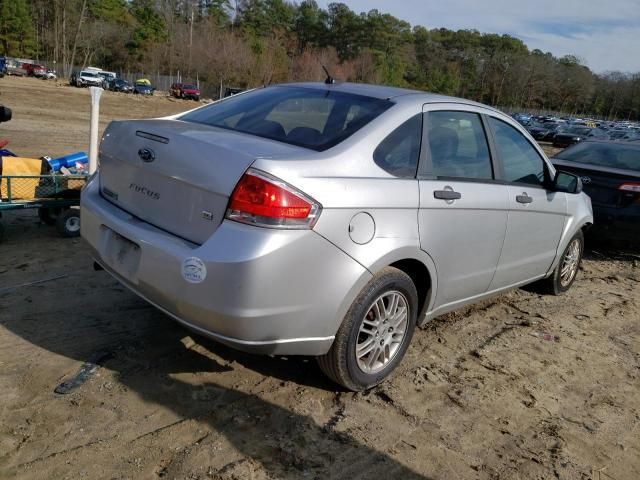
[89,86,103,174]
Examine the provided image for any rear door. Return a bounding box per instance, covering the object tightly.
[486,116,567,289]
[418,105,508,310]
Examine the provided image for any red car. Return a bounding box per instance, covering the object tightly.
[170,83,200,101]
[28,64,47,77]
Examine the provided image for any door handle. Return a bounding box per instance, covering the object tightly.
[434,190,462,201]
[516,193,533,204]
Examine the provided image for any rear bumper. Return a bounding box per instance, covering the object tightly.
[591,204,640,241]
[80,174,370,355]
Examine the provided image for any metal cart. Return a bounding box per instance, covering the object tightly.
[0,174,87,241]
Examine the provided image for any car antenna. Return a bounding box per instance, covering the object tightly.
[322,65,336,85]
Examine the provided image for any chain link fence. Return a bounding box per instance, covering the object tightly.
[0,175,85,202]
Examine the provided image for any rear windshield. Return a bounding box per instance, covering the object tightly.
[180,86,393,151]
[554,142,640,171]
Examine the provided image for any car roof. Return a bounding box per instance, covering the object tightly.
[563,139,640,149]
[275,82,500,112]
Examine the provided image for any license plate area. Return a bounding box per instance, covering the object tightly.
[103,227,141,282]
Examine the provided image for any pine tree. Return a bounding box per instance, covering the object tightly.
[0,0,36,57]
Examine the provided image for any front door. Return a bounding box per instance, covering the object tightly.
[486,116,567,289]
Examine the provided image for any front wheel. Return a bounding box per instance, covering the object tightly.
[317,267,418,391]
[545,230,584,295]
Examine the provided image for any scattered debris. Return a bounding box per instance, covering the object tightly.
[54,351,114,394]
[530,332,559,342]
[0,274,67,294]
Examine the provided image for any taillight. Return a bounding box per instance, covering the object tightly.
[225,168,321,229]
[618,182,640,193]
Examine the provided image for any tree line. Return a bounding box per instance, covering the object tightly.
[1,0,639,119]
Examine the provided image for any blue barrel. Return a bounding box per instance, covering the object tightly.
[48,151,88,172]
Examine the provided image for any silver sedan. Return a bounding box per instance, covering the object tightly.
[81,82,592,390]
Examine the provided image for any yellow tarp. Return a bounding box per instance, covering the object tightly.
[0,157,45,200]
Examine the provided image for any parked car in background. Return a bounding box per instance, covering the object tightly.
[224,87,244,97]
[552,140,639,242]
[511,113,531,125]
[170,83,201,100]
[553,126,605,148]
[81,82,592,390]
[108,78,133,93]
[6,59,28,76]
[43,69,57,80]
[622,132,640,141]
[76,70,104,87]
[608,130,629,141]
[29,64,47,77]
[97,71,116,88]
[133,79,154,95]
[526,122,554,141]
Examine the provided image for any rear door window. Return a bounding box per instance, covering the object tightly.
[426,111,493,180]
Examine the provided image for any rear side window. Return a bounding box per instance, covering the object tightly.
[180,86,392,151]
[489,117,547,186]
[373,115,422,177]
[427,111,493,179]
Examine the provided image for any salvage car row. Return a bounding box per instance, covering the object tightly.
[69,67,201,100]
[512,112,640,147]
[0,57,202,101]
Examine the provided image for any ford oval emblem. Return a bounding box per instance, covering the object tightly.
[138,147,155,163]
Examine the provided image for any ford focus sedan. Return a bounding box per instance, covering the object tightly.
[81,82,593,390]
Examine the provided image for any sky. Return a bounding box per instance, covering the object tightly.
[315,0,640,73]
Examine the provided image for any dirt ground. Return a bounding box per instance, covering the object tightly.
[1,76,639,480]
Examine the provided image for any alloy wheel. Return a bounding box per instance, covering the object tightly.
[355,291,409,374]
[560,238,581,287]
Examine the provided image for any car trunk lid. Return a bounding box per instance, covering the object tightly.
[552,159,640,208]
[99,119,307,244]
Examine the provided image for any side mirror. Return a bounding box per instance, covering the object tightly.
[0,106,12,123]
[554,170,582,194]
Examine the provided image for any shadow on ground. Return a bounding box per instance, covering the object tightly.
[2,265,430,478]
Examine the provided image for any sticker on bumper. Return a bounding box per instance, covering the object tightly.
[181,257,207,284]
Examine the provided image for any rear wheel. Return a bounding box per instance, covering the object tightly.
[545,230,584,295]
[317,267,418,391]
[56,208,81,237]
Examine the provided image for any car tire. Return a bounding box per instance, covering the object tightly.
[38,207,61,226]
[545,230,584,295]
[317,267,418,391]
[56,209,81,238]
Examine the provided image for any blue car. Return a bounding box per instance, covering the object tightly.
[133,80,154,96]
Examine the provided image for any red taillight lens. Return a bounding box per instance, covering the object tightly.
[618,182,640,193]
[226,169,321,229]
